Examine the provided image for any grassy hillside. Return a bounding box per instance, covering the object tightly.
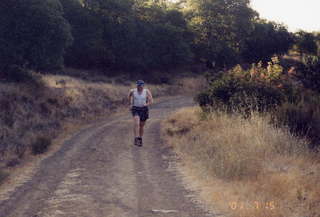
[162,107,320,217]
[0,71,206,184]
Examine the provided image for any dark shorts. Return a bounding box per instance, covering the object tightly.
[131,106,149,122]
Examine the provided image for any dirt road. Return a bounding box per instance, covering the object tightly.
[0,95,219,217]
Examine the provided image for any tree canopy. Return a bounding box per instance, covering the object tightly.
[0,0,302,79]
[0,0,73,75]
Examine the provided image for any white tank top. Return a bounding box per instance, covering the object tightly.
[133,88,147,107]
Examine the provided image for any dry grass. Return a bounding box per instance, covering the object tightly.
[171,76,207,95]
[162,107,320,217]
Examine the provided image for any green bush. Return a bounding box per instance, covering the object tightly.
[31,136,51,155]
[199,61,320,149]
[196,57,307,115]
[6,158,20,167]
[294,31,318,56]
[1,66,46,92]
[196,74,285,114]
[0,65,31,83]
[272,93,320,149]
[297,55,320,93]
[0,169,9,185]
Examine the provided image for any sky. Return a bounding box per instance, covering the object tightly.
[250,0,320,32]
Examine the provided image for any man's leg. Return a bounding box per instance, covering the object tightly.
[133,116,140,145]
[138,120,146,146]
[138,107,149,146]
[139,121,146,138]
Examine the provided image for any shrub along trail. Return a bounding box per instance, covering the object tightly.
[0,95,218,217]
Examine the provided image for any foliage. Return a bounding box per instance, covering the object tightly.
[31,136,52,155]
[296,55,320,93]
[272,92,320,149]
[0,0,298,79]
[242,20,294,63]
[61,0,193,72]
[0,169,9,185]
[196,57,289,114]
[0,0,73,77]
[198,54,320,149]
[61,0,105,69]
[294,31,318,56]
[187,0,257,68]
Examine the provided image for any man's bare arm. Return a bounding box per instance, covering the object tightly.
[128,90,134,106]
[146,89,153,106]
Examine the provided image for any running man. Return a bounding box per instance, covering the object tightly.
[128,80,153,146]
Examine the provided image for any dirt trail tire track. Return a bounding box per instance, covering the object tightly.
[0,95,219,217]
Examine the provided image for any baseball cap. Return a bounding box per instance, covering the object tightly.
[136,80,145,86]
